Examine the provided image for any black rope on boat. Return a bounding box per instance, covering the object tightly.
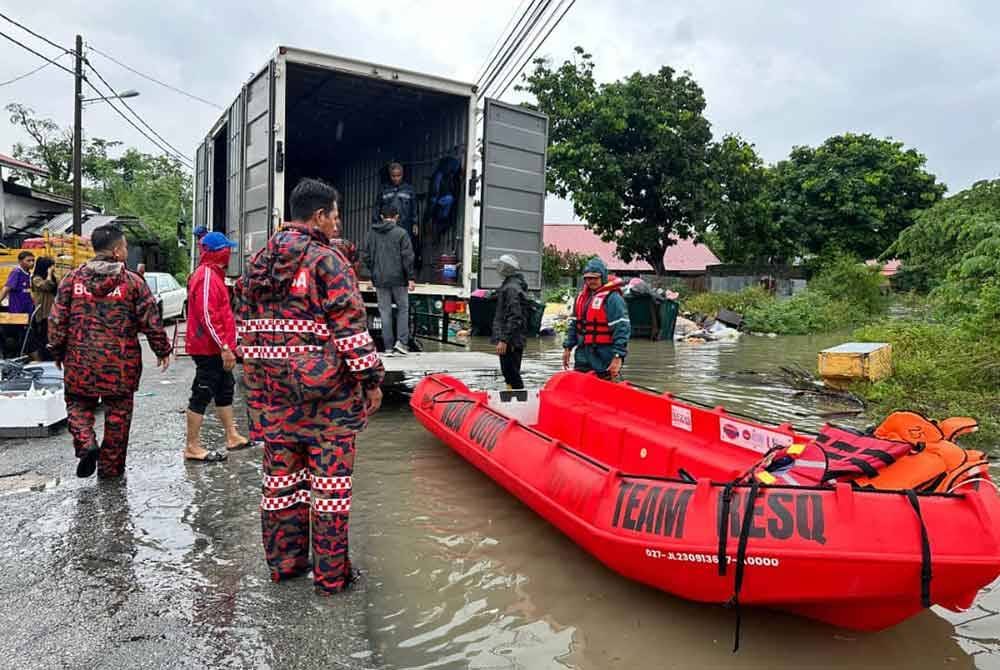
[905,489,933,608]
[717,483,735,577]
[728,477,760,653]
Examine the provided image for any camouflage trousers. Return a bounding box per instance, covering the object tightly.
[261,431,356,594]
[66,393,134,478]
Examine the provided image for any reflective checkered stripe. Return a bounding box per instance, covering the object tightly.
[346,351,380,372]
[241,345,323,359]
[260,489,351,514]
[263,469,309,490]
[311,474,352,492]
[260,489,311,511]
[238,319,330,337]
[312,496,351,514]
[334,331,373,353]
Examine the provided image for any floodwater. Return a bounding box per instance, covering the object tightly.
[357,334,1000,670]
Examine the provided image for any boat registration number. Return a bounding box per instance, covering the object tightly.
[645,548,780,567]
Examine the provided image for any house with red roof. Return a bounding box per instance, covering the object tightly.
[544,223,720,288]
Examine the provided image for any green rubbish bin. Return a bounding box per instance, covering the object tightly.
[658,299,679,341]
[411,294,442,339]
[625,294,656,340]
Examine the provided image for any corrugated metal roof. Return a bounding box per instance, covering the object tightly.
[0,152,48,177]
[543,224,720,273]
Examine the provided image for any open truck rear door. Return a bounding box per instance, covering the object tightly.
[478,99,548,291]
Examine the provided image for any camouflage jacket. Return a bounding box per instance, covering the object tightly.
[48,258,172,396]
[235,223,384,441]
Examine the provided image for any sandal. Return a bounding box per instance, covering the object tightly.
[185,450,228,463]
[226,440,255,452]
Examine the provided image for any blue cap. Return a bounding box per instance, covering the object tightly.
[193,225,208,239]
[200,231,237,251]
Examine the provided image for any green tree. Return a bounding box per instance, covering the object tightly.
[520,48,714,275]
[771,133,945,259]
[705,135,789,263]
[6,104,192,275]
[542,243,588,285]
[5,103,121,195]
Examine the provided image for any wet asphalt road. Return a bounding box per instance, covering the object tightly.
[0,353,380,670]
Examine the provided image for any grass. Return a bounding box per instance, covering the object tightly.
[852,320,1000,451]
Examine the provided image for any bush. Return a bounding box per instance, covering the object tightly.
[743,290,853,335]
[542,286,575,304]
[682,286,773,316]
[808,254,889,319]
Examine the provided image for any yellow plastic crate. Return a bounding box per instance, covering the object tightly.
[818,342,893,388]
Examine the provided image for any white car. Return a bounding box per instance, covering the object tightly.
[145,272,187,322]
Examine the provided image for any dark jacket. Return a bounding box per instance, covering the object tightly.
[235,223,385,440]
[48,258,171,396]
[491,273,530,349]
[372,182,417,231]
[362,220,415,288]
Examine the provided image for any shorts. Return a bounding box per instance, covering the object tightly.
[188,354,235,414]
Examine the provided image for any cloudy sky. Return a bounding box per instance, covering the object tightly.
[1,0,998,222]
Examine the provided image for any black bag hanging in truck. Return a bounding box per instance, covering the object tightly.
[424,156,462,240]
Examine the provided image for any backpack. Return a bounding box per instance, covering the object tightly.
[424,157,462,237]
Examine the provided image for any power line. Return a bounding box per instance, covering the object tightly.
[88,44,224,110]
[473,0,532,84]
[81,76,193,168]
[84,53,193,165]
[477,0,547,91]
[0,52,66,87]
[0,28,76,77]
[494,0,577,99]
[0,11,72,55]
[479,0,555,99]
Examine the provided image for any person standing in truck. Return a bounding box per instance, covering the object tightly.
[48,224,172,479]
[562,258,631,381]
[372,162,420,271]
[491,254,529,390]
[363,204,415,355]
[236,177,384,595]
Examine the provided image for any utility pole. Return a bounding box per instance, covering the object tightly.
[72,34,83,236]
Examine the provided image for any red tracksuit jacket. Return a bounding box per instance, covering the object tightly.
[186,249,237,356]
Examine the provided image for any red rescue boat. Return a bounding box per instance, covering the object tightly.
[410,371,1000,631]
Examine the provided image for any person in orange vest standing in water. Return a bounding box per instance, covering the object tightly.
[236,178,385,595]
[562,258,631,381]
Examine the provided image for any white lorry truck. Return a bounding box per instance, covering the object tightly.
[192,46,548,342]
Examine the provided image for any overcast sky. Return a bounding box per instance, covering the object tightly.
[2,0,998,223]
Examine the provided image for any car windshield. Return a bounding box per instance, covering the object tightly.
[145,275,159,293]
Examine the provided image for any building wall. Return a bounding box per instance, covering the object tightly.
[0,188,70,242]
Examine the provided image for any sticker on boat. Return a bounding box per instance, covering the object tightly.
[671,405,692,432]
[719,418,794,454]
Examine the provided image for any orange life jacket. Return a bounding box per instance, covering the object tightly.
[573,280,623,346]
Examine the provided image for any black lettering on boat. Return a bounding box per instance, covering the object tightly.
[612,482,691,538]
[655,488,692,538]
[442,402,473,432]
[623,484,648,531]
[767,493,794,540]
[795,494,827,545]
[721,490,827,545]
[612,482,634,528]
[468,412,508,452]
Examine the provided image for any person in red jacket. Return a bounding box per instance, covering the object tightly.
[48,224,172,479]
[184,231,250,463]
[236,178,384,595]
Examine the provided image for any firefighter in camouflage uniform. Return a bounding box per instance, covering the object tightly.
[48,224,172,479]
[235,178,385,595]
